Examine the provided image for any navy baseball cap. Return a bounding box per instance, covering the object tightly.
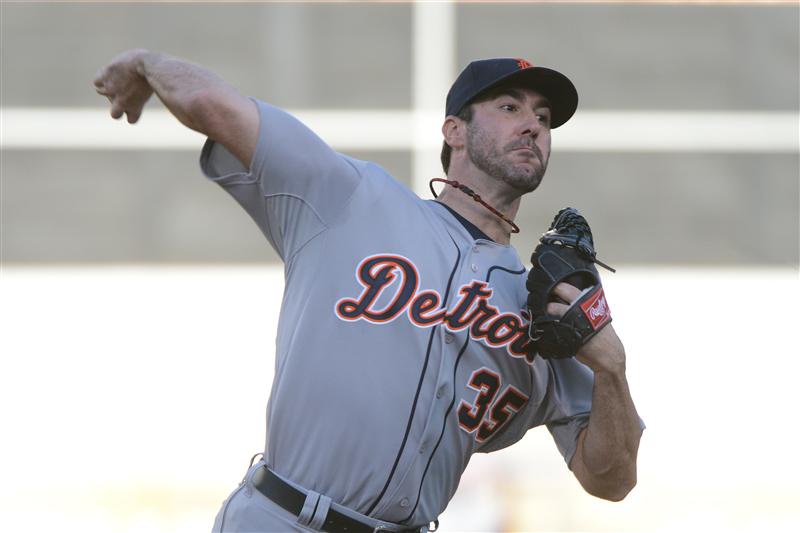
[445,57,578,128]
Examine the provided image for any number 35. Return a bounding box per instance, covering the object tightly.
[457,367,529,442]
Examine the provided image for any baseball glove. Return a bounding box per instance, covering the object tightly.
[526,207,615,359]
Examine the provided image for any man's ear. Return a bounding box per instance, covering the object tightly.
[442,116,466,150]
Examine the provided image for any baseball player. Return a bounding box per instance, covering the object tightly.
[94,50,644,532]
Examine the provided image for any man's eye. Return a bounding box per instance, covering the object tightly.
[537,113,551,125]
[501,104,517,112]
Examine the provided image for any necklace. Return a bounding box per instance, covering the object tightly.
[429,178,520,234]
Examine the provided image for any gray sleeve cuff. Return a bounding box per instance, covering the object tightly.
[546,412,591,467]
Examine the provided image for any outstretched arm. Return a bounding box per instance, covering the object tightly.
[93,49,258,167]
[549,283,643,501]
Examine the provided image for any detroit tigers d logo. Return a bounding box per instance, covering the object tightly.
[336,255,420,323]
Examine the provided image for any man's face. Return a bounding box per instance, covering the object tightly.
[464,87,552,193]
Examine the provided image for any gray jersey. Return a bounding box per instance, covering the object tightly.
[201,100,594,526]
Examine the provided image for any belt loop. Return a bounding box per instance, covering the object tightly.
[308,494,332,530]
[296,490,320,528]
[243,455,265,496]
[248,452,264,468]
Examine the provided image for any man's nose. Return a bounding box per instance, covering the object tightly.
[520,113,543,138]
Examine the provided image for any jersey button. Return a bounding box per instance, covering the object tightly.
[471,263,478,272]
[472,245,479,253]
[400,497,410,508]
[436,385,446,398]
[444,332,454,344]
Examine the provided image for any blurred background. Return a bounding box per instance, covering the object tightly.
[1,1,798,532]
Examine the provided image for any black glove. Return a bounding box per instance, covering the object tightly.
[526,207,615,359]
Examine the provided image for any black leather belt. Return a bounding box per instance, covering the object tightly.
[251,466,418,533]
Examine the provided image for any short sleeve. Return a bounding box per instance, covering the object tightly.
[522,358,595,466]
[199,98,362,261]
[545,359,595,465]
[520,357,646,469]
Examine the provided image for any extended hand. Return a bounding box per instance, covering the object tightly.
[93,49,154,123]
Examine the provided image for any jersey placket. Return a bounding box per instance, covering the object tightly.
[387,239,498,523]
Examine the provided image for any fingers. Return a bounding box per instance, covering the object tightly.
[93,70,109,95]
[551,282,582,304]
[95,74,126,121]
[110,103,124,120]
[94,62,149,123]
[94,70,116,112]
[126,109,141,124]
[102,92,142,122]
[546,301,569,317]
[545,282,585,317]
[93,66,108,88]
[97,88,123,119]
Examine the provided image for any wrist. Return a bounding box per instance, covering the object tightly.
[132,48,154,78]
[575,324,626,373]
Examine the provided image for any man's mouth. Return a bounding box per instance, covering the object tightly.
[511,145,542,162]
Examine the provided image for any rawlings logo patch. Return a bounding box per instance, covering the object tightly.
[579,287,611,330]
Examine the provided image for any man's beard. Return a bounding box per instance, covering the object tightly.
[465,122,549,193]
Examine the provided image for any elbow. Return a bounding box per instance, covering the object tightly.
[609,477,637,502]
[597,476,637,502]
[584,470,637,502]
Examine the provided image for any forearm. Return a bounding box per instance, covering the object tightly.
[134,50,235,133]
[96,49,257,164]
[573,365,643,500]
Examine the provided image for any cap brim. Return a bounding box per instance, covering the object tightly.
[475,67,578,129]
